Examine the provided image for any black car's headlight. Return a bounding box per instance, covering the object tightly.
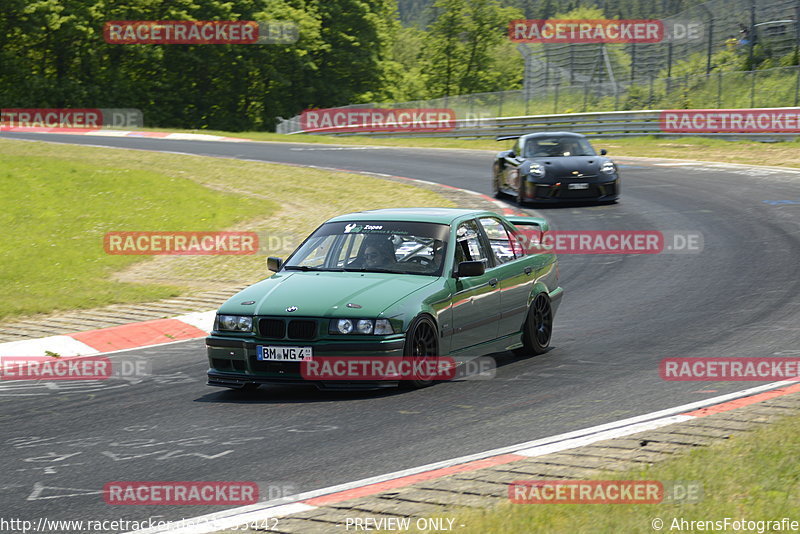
[329,319,395,335]
[216,315,253,332]
[528,163,546,178]
[601,161,617,175]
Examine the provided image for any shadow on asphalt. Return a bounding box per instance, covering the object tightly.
[520,200,619,210]
[193,349,549,404]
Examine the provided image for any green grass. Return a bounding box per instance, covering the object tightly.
[0,139,454,320]
[398,412,800,534]
[0,151,266,319]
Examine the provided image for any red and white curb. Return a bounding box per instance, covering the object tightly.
[124,380,800,534]
[0,311,215,358]
[1,127,250,142]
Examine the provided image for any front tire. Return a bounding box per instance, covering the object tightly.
[514,294,553,357]
[516,181,527,207]
[401,315,439,389]
[492,162,503,198]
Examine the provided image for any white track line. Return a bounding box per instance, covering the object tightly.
[126,379,797,533]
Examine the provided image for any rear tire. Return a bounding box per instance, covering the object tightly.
[514,294,552,357]
[401,316,439,389]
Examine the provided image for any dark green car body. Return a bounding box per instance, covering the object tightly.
[206,208,563,390]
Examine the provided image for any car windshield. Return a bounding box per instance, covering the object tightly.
[524,137,596,157]
[284,221,450,276]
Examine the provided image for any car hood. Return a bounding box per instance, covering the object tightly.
[218,271,438,318]
[527,155,609,177]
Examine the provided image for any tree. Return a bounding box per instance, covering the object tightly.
[420,0,521,97]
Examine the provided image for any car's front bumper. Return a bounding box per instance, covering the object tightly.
[523,178,619,202]
[206,335,406,390]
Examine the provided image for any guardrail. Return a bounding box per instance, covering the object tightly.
[280,109,799,140]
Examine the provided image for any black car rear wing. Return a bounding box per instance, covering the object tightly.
[495,135,521,142]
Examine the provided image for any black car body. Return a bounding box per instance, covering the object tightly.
[492,132,620,204]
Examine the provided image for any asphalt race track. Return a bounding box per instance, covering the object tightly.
[2,132,800,528]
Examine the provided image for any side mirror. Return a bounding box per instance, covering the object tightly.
[600,149,607,155]
[455,260,485,278]
[508,150,516,159]
[267,257,283,272]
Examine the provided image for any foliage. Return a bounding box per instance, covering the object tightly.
[0,0,396,130]
[408,0,522,97]
[2,0,797,130]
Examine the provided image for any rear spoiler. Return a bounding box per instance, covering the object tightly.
[506,216,551,253]
[495,135,521,142]
[505,215,550,233]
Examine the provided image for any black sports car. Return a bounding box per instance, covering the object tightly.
[492,132,620,205]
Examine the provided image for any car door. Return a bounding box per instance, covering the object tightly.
[477,217,534,337]
[447,220,502,353]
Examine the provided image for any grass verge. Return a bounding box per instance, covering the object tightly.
[0,139,454,320]
[138,128,800,169]
[400,412,800,533]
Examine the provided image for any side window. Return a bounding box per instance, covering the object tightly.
[455,220,489,266]
[506,226,526,258]
[478,217,517,264]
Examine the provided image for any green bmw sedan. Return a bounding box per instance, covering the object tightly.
[206,208,563,390]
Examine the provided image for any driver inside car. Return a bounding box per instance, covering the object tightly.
[350,237,397,270]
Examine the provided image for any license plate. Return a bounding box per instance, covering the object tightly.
[257,346,312,361]
[568,183,589,190]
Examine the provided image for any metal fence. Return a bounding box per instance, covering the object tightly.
[277,0,800,135]
[279,109,799,140]
[519,0,800,94]
[277,65,800,135]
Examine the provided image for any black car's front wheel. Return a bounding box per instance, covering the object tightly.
[401,315,439,389]
[492,162,503,198]
[516,180,527,207]
[515,294,552,357]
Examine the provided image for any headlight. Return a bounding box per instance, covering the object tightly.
[601,161,616,175]
[217,315,253,332]
[329,318,395,335]
[336,319,354,334]
[529,163,545,178]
